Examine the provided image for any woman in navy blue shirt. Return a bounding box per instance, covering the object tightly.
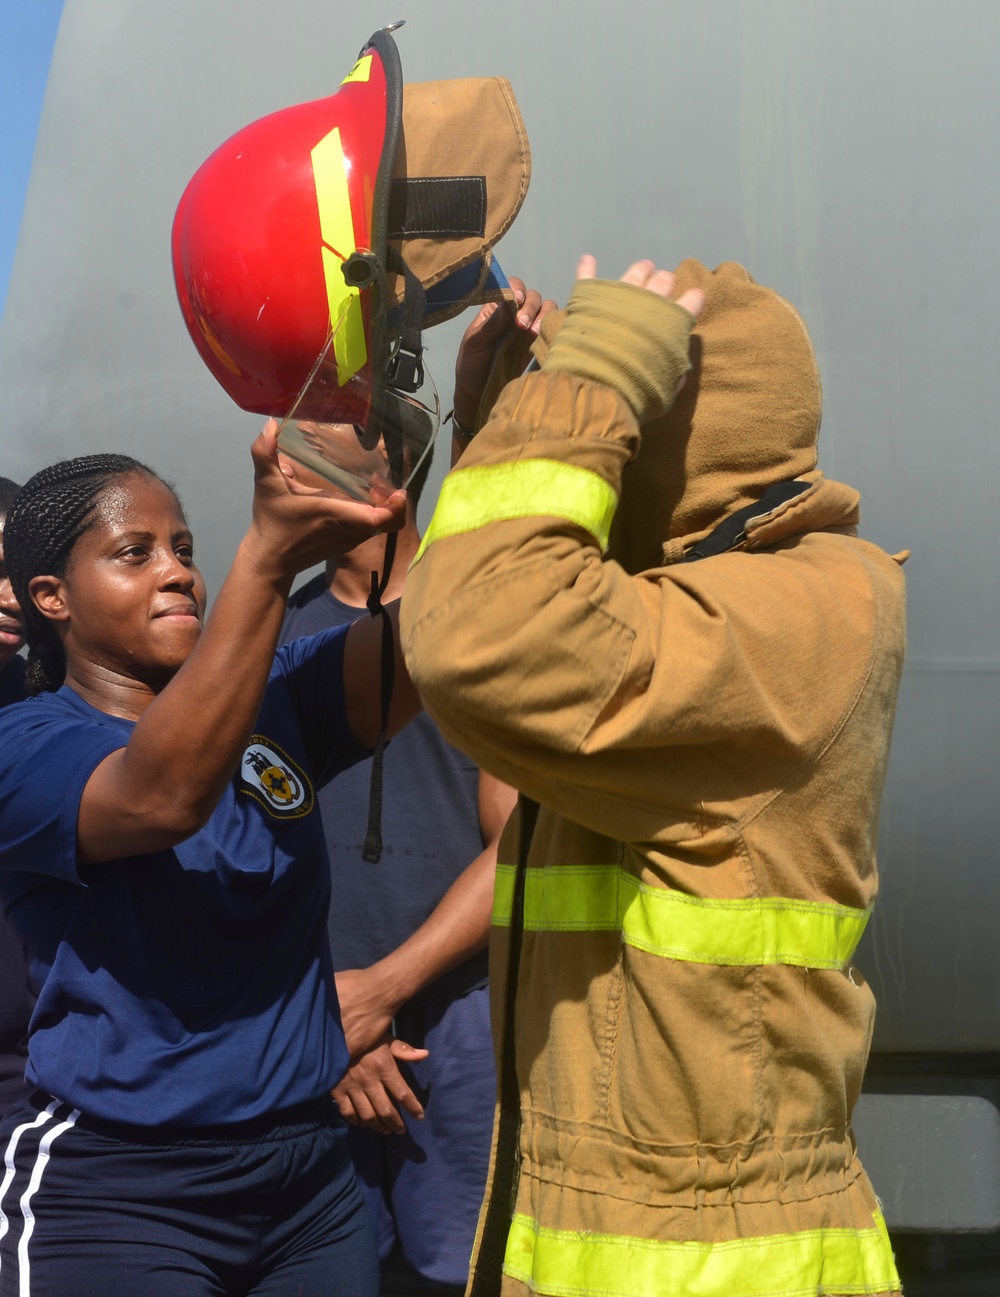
[0,425,415,1296]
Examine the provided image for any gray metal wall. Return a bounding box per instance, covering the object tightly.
[2,0,997,1051]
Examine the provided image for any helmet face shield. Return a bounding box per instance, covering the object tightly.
[276,292,440,501]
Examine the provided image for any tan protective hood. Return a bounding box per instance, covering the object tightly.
[524,261,823,573]
[609,260,822,570]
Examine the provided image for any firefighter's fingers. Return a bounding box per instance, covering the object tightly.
[618,259,658,288]
[676,286,705,321]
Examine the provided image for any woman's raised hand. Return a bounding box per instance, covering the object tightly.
[245,419,407,582]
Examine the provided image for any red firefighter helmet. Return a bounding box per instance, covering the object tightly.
[173,26,530,498]
[172,33,396,426]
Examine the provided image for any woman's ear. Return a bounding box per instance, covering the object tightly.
[28,575,70,622]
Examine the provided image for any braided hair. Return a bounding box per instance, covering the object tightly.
[5,454,165,695]
[0,476,21,520]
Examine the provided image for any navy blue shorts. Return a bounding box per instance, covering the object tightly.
[0,1092,378,1297]
[350,983,495,1288]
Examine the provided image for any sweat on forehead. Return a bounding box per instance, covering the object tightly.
[93,471,182,525]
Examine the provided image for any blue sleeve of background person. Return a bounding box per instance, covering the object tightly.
[0,693,129,883]
[271,616,371,787]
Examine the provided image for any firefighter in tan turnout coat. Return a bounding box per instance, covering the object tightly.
[401,255,905,1297]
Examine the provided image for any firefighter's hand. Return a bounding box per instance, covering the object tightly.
[453,277,559,433]
[332,1035,429,1134]
[335,966,400,1059]
[576,256,705,322]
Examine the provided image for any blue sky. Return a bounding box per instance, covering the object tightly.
[0,0,65,317]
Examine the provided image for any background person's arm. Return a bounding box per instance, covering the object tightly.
[332,769,516,1133]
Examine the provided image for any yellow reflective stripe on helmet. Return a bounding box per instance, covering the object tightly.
[311,127,367,383]
[504,1210,899,1297]
[341,54,373,86]
[412,460,619,564]
[492,864,870,969]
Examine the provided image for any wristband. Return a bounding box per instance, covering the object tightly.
[448,410,477,440]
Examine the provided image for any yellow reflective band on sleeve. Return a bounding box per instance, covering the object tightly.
[492,864,870,969]
[504,1210,900,1297]
[341,54,373,85]
[311,127,367,383]
[412,460,619,564]
[491,864,518,930]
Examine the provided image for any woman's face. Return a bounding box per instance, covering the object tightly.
[37,472,207,688]
[0,520,26,671]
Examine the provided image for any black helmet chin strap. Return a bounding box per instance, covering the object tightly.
[384,246,426,394]
[362,529,398,863]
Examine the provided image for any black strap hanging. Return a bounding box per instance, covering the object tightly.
[469,795,539,1297]
[361,529,398,864]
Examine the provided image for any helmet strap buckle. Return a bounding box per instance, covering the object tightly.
[385,341,424,393]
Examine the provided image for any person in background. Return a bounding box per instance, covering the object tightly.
[0,474,34,1119]
[0,477,26,705]
[280,282,552,1296]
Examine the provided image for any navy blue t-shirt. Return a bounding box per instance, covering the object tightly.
[282,576,488,1003]
[0,655,26,710]
[0,654,33,1116]
[0,626,366,1127]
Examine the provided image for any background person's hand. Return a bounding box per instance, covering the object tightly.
[332,1035,429,1134]
[453,277,559,432]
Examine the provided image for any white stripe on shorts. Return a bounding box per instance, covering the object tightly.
[0,1101,79,1297]
[17,1108,79,1296]
[0,1103,60,1250]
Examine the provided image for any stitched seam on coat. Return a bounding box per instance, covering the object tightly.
[522,1157,867,1210]
[522,1106,861,1160]
[595,841,626,1123]
[735,831,769,1140]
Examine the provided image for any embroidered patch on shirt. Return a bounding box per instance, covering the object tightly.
[240,736,314,819]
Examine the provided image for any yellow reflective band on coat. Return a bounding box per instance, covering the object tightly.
[503,1210,900,1297]
[412,460,619,564]
[492,864,870,969]
[311,127,368,384]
